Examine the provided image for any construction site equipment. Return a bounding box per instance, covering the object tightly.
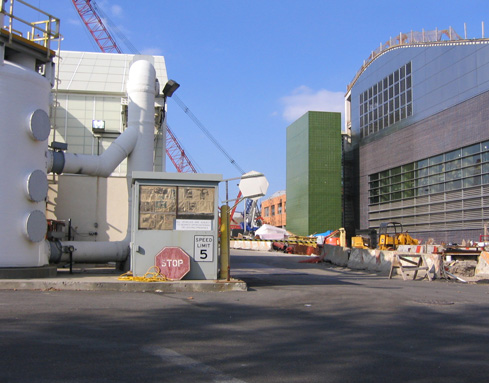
[378,222,419,250]
[351,236,369,249]
[322,228,346,247]
[397,232,420,246]
[378,222,402,250]
[352,228,378,249]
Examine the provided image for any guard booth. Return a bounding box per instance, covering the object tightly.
[131,171,222,280]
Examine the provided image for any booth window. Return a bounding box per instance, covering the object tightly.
[138,185,214,230]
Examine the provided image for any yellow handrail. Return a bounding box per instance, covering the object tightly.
[1,0,60,55]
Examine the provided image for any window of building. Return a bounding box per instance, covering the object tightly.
[278,203,282,214]
[271,205,275,216]
[368,140,489,232]
[264,207,269,217]
[368,141,489,204]
[446,149,462,161]
[359,62,413,137]
[463,144,480,157]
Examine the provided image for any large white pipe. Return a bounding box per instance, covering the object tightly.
[126,59,158,174]
[49,240,129,263]
[48,124,138,176]
[48,59,158,264]
[48,59,157,178]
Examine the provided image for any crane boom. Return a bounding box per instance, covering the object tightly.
[166,125,197,173]
[72,0,121,53]
[71,0,258,229]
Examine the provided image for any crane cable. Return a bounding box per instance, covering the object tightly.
[171,94,245,175]
[79,0,245,175]
[91,1,141,54]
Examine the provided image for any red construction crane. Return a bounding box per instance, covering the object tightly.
[166,125,197,173]
[72,0,121,53]
[71,0,197,173]
[72,0,252,230]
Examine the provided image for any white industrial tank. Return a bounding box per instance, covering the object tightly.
[0,60,51,267]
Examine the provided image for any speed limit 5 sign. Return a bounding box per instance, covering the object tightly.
[194,235,214,262]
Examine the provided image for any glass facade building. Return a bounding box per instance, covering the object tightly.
[360,62,413,137]
[345,30,489,243]
[368,140,489,233]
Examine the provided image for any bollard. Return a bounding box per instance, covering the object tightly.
[220,204,230,280]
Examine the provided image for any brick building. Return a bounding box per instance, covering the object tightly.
[261,191,286,228]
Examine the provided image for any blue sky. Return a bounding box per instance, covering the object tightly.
[16,0,489,205]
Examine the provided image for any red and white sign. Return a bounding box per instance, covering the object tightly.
[155,247,190,280]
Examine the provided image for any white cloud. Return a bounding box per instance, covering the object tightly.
[140,47,163,56]
[280,86,344,123]
[111,5,123,17]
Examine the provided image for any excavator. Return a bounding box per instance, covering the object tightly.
[377,222,419,250]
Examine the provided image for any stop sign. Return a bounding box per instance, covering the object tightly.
[155,247,190,280]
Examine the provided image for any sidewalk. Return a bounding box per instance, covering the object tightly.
[0,265,247,292]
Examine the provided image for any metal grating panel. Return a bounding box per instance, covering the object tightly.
[430,193,445,203]
[446,190,463,201]
[416,196,429,205]
[390,201,402,209]
[446,222,461,229]
[430,213,445,222]
[464,198,483,209]
[430,203,445,212]
[463,220,483,229]
[464,187,482,198]
[402,207,415,216]
[446,211,463,221]
[416,205,429,214]
[464,209,483,220]
[446,201,462,210]
[403,199,415,206]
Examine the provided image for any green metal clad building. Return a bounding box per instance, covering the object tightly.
[286,111,342,236]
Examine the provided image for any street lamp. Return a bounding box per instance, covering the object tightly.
[163,80,180,98]
[159,80,180,170]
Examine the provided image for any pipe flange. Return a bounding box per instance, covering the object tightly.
[24,210,47,242]
[27,109,50,142]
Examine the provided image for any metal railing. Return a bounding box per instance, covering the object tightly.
[1,0,60,55]
[347,26,487,93]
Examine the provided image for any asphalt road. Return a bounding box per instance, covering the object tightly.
[1,249,489,382]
